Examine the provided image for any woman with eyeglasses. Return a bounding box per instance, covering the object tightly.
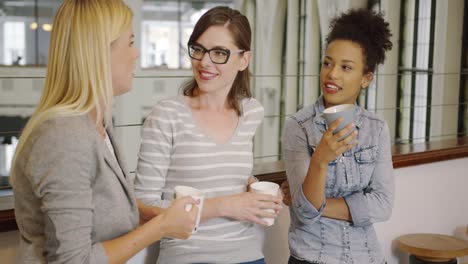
[134,6,282,264]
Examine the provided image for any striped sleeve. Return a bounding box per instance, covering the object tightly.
[134,101,175,208]
[243,98,264,134]
[244,98,264,122]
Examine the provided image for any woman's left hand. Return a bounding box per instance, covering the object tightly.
[247,176,284,210]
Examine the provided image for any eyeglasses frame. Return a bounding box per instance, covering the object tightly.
[187,43,246,64]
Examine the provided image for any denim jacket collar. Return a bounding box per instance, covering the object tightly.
[313,95,363,132]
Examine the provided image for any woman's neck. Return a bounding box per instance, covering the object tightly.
[190,88,231,112]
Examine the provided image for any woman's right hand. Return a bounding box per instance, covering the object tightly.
[314,118,357,165]
[156,197,199,239]
[222,192,283,226]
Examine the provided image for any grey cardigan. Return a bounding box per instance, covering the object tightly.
[12,114,139,263]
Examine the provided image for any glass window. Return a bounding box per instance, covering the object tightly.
[3,21,25,65]
[140,0,234,69]
[0,0,61,66]
[396,0,435,143]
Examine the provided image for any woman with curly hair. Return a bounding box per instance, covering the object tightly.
[282,9,394,264]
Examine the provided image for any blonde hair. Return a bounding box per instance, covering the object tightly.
[10,0,133,183]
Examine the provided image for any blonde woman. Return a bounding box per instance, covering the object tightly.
[10,0,197,263]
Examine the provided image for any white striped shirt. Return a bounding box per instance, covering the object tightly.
[135,95,264,264]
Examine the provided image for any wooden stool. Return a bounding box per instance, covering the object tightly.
[397,233,468,263]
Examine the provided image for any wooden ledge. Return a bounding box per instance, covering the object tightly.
[255,136,468,183]
[1,136,467,233]
[392,137,468,167]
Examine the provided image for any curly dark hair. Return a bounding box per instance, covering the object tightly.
[326,9,393,73]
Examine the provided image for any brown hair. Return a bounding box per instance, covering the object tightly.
[183,6,252,116]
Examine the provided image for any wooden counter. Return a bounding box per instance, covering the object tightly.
[1,136,467,233]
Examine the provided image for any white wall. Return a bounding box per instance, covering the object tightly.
[1,158,467,264]
[375,158,468,264]
[265,157,468,264]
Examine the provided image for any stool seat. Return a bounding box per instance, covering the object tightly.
[397,233,468,262]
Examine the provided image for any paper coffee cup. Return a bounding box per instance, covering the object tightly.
[174,186,204,233]
[323,104,356,139]
[249,182,279,226]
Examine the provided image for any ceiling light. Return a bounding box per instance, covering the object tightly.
[30,22,38,30]
[42,23,52,31]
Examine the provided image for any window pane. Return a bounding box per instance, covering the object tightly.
[399,73,413,141]
[397,0,434,143]
[0,0,61,66]
[412,0,432,142]
[3,21,25,65]
[416,0,431,69]
[141,0,234,69]
[413,73,428,142]
[401,0,415,69]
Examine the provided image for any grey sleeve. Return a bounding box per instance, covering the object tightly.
[134,104,173,208]
[344,122,395,227]
[282,117,325,224]
[26,122,108,263]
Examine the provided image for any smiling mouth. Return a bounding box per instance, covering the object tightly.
[199,71,217,80]
[324,83,342,93]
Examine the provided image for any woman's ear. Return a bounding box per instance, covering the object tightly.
[238,51,251,71]
[360,72,374,89]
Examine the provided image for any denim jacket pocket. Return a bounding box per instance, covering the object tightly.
[354,146,378,188]
[325,159,340,190]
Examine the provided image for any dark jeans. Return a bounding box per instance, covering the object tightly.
[288,256,320,264]
[289,255,390,264]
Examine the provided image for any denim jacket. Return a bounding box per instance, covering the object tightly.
[282,96,394,264]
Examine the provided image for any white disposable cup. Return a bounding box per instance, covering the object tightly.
[174,186,204,233]
[249,181,280,226]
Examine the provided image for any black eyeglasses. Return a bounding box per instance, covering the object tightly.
[188,44,245,64]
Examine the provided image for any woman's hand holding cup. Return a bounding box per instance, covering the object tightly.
[313,104,358,166]
[223,183,283,226]
[157,196,199,239]
[249,182,283,226]
[174,186,205,233]
[315,114,358,166]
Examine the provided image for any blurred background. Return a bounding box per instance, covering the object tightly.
[0,1,467,263]
[0,0,466,180]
